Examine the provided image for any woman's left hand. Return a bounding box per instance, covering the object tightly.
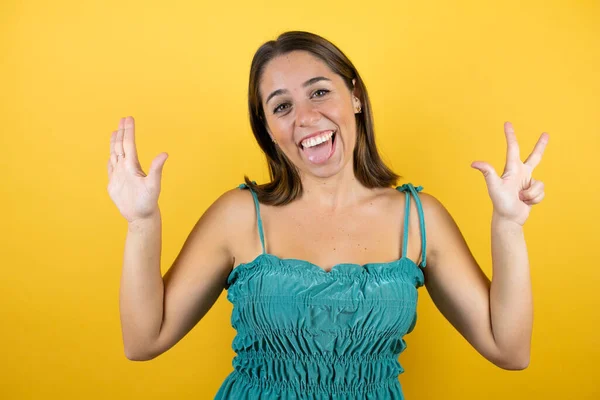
[471,121,549,227]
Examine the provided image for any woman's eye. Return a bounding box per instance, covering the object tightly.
[273,90,329,114]
[313,89,329,97]
[273,103,290,114]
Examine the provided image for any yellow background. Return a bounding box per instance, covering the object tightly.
[1,0,599,398]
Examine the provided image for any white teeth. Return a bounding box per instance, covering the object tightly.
[301,131,334,149]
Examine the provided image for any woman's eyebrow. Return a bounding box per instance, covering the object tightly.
[265,76,332,105]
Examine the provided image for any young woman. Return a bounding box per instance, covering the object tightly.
[108,31,548,399]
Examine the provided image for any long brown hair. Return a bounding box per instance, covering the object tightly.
[244,31,400,205]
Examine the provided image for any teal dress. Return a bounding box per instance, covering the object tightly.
[215,183,427,399]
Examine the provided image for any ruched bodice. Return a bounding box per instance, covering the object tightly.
[215,183,427,399]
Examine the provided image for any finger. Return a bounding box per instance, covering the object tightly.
[471,161,500,185]
[109,131,117,165]
[107,158,113,179]
[524,132,549,169]
[504,121,521,169]
[115,117,125,162]
[123,116,139,164]
[520,180,544,200]
[524,191,545,205]
[148,152,169,183]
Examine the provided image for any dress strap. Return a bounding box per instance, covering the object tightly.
[238,182,266,254]
[395,183,427,267]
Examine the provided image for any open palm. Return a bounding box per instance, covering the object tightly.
[107,116,169,223]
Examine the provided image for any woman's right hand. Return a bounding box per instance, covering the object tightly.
[107,116,169,223]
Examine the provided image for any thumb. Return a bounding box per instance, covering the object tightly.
[471,161,499,183]
[148,152,169,181]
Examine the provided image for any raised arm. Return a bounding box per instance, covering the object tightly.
[108,116,246,361]
[420,193,532,370]
[420,122,548,370]
[118,190,243,361]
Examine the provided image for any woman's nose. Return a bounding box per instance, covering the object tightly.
[296,101,321,127]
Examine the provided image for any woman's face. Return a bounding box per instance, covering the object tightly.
[259,50,361,179]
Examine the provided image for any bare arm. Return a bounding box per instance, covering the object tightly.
[108,116,247,361]
[119,211,165,360]
[421,193,532,370]
[489,213,532,367]
[420,123,547,370]
[121,188,254,361]
[119,189,246,361]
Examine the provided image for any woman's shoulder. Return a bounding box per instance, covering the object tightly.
[207,184,257,224]
[403,187,461,266]
[192,184,259,254]
[392,183,442,211]
[394,185,449,228]
[372,183,438,208]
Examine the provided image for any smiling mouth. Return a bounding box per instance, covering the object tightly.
[299,130,337,164]
[299,130,337,149]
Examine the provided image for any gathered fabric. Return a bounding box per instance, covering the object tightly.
[215,183,427,399]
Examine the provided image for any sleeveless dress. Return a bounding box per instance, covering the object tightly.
[214,182,427,399]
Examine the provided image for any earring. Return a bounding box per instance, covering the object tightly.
[353,96,362,113]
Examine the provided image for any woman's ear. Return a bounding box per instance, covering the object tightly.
[351,78,361,97]
[351,79,362,113]
[351,79,362,104]
[266,126,277,144]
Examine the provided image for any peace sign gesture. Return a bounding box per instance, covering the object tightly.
[471,122,549,226]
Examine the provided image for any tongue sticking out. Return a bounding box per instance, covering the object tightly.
[303,136,334,164]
